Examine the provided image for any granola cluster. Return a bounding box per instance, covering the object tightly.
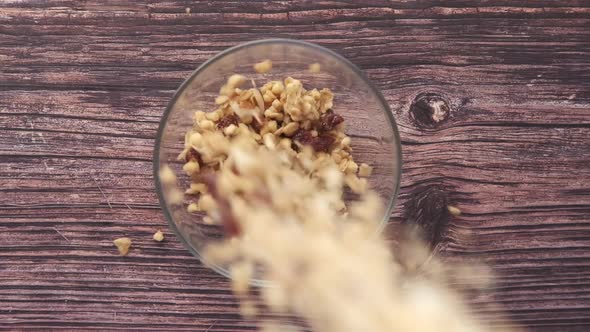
[178,73,372,223]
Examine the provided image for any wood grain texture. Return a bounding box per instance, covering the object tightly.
[1,1,589,331]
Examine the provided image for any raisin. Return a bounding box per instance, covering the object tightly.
[292,129,314,145]
[185,148,203,164]
[250,117,264,133]
[217,113,239,129]
[318,109,344,132]
[198,172,240,237]
[311,134,335,152]
[293,129,335,153]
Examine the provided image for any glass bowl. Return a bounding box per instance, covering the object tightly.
[154,39,402,282]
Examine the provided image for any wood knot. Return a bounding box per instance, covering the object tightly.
[403,185,450,249]
[409,93,450,129]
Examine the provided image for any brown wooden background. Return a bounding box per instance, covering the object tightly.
[1,1,589,331]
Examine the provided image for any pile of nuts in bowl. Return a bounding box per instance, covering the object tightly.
[178,62,372,227]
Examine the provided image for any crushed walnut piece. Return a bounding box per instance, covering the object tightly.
[153,230,165,242]
[308,62,321,73]
[254,59,273,74]
[113,237,132,256]
[448,205,462,216]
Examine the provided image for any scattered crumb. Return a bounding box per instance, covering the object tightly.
[113,237,132,256]
[159,165,177,185]
[187,202,200,213]
[447,205,461,216]
[254,59,272,74]
[153,230,165,242]
[185,7,191,14]
[308,62,321,73]
[168,189,184,205]
[358,163,373,177]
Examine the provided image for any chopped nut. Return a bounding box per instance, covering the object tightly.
[205,111,221,122]
[271,98,282,110]
[187,202,200,213]
[189,132,203,146]
[358,163,373,177]
[260,120,277,135]
[345,160,358,174]
[224,123,238,136]
[113,237,132,256]
[263,89,276,104]
[331,151,342,163]
[280,122,300,136]
[227,74,247,88]
[194,111,206,121]
[186,183,208,195]
[344,174,368,194]
[271,82,284,95]
[448,205,462,216]
[279,138,292,150]
[308,62,321,73]
[341,136,351,147]
[199,194,217,212]
[159,165,177,185]
[182,160,200,175]
[254,59,273,74]
[263,133,277,149]
[168,189,184,205]
[215,95,229,105]
[198,119,215,131]
[153,230,165,242]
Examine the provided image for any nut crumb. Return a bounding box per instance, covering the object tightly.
[159,165,177,185]
[448,205,462,216]
[227,74,247,88]
[358,163,373,177]
[187,202,200,213]
[308,62,321,73]
[153,230,164,242]
[113,237,131,256]
[254,59,272,74]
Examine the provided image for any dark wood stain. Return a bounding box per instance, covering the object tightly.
[1,1,589,331]
[403,184,450,249]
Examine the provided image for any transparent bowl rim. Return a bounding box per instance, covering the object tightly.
[153,38,403,286]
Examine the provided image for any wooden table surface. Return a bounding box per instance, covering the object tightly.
[1,1,589,331]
